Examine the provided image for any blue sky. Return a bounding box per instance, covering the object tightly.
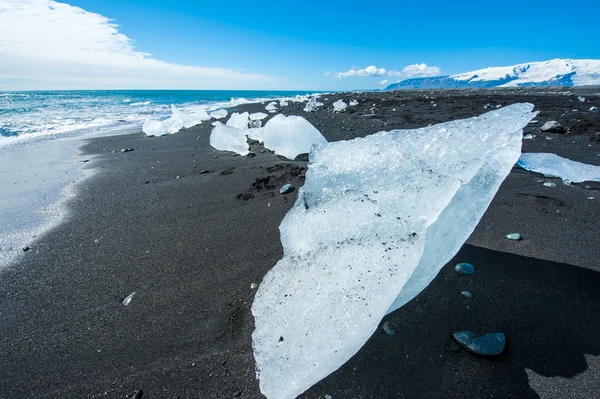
[1,0,599,90]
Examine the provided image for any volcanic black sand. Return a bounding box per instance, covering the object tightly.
[1,88,599,399]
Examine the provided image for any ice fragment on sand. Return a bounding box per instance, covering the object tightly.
[590,106,598,112]
[382,321,395,336]
[280,184,295,195]
[517,153,600,183]
[523,134,533,140]
[262,114,328,160]
[455,263,475,275]
[226,112,250,130]
[142,105,210,136]
[122,292,136,306]
[578,96,586,102]
[280,100,289,107]
[349,99,359,106]
[266,102,278,113]
[461,291,473,298]
[252,104,535,399]
[210,109,228,119]
[250,112,268,121]
[453,332,506,356]
[540,121,565,133]
[246,127,264,143]
[506,233,522,241]
[303,97,323,112]
[332,100,347,112]
[543,182,557,187]
[209,122,249,156]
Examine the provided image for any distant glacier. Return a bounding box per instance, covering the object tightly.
[384,59,600,90]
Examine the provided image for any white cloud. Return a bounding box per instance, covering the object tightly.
[377,79,389,85]
[401,63,441,77]
[334,63,441,80]
[0,0,280,90]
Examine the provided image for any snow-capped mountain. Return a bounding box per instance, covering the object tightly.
[384,59,600,90]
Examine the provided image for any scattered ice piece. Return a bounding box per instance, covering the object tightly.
[578,96,586,102]
[209,122,249,156]
[332,100,347,112]
[210,109,228,119]
[250,112,268,121]
[382,321,395,336]
[506,233,522,241]
[280,184,295,195]
[455,263,475,275]
[252,104,535,399]
[143,105,211,136]
[280,100,289,107]
[540,121,566,133]
[251,283,260,290]
[303,97,324,112]
[226,112,250,130]
[262,114,328,160]
[211,121,219,126]
[122,292,136,306]
[590,106,599,112]
[529,120,539,124]
[588,197,595,200]
[518,153,600,183]
[543,182,557,187]
[453,332,506,356]
[349,99,359,106]
[523,134,533,140]
[266,102,278,113]
[246,127,264,143]
[461,291,473,298]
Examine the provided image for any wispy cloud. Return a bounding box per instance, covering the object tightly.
[377,79,389,85]
[0,0,280,90]
[334,63,441,80]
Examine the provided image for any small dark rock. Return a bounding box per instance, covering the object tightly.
[199,169,212,175]
[453,331,506,356]
[221,169,234,176]
[294,153,309,162]
[22,246,30,252]
[246,152,256,158]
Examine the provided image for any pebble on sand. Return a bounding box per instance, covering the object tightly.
[453,331,506,356]
[455,262,475,275]
[461,291,473,298]
[540,121,566,133]
[382,321,395,336]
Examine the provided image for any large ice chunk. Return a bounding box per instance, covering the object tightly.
[246,127,264,143]
[209,122,249,156]
[252,104,536,399]
[226,112,250,130]
[517,153,600,183]
[332,99,347,112]
[210,109,228,119]
[142,105,209,136]
[262,115,328,160]
[250,112,268,121]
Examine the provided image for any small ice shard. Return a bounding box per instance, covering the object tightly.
[332,100,347,112]
[529,120,539,124]
[461,291,473,298]
[262,114,328,160]
[523,134,533,140]
[226,112,250,130]
[453,331,506,356]
[246,127,264,143]
[142,118,166,136]
[303,97,324,112]
[209,122,249,156]
[517,153,600,183]
[349,99,359,106]
[280,184,295,195]
[540,121,566,133]
[250,112,268,121]
[455,263,475,275]
[543,182,557,187]
[252,104,535,399]
[590,106,599,112]
[122,292,136,306]
[210,109,228,119]
[251,283,259,289]
[382,321,395,336]
[506,233,522,241]
[578,96,586,102]
[266,102,278,113]
[280,100,289,107]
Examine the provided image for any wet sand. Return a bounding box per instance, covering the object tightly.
[1,88,599,398]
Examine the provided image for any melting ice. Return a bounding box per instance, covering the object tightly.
[517,153,600,183]
[251,103,536,399]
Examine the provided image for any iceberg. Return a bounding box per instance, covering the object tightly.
[210,109,228,119]
[517,153,600,183]
[209,122,249,156]
[252,104,536,399]
[332,100,347,112]
[262,115,328,160]
[226,112,250,130]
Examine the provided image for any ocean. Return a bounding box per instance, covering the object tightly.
[0,90,321,270]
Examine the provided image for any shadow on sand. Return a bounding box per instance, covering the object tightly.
[304,244,600,398]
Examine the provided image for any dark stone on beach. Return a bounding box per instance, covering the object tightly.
[144,180,150,184]
[221,169,234,176]
[121,148,134,153]
[82,159,89,163]
[540,121,566,133]
[455,262,474,275]
[294,153,309,162]
[280,184,295,194]
[236,193,254,201]
[198,169,212,175]
[22,246,30,252]
[453,331,506,356]
[461,290,473,298]
[246,152,256,158]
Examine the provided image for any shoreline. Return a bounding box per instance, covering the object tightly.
[0,88,599,398]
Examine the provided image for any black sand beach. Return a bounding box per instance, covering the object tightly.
[1,88,599,398]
